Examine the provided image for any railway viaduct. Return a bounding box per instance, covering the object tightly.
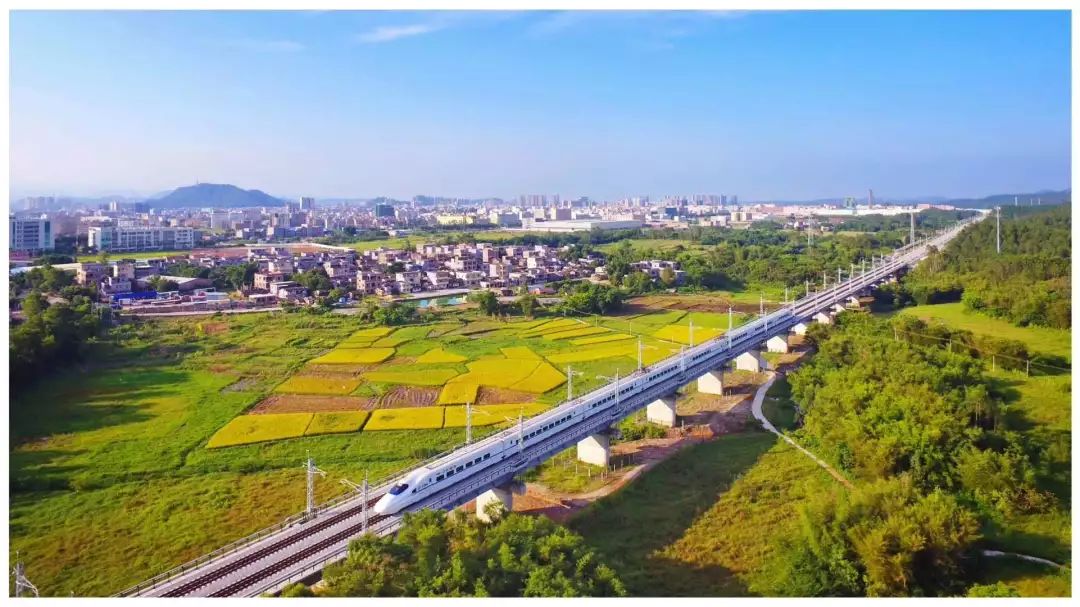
[119,213,985,598]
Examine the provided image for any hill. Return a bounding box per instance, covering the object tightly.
[150,183,286,208]
[945,189,1071,209]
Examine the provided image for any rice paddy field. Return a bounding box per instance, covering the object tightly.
[9,300,752,596]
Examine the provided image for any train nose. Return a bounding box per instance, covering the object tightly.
[372,496,392,515]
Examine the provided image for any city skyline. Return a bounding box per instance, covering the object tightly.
[11,10,1072,201]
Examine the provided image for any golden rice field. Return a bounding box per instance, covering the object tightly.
[205,308,707,449]
[363,367,460,386]
[416,348,468,363]
[206,413,314,448]
[366,407,446,431]
[274,375,362,395]
[437,382,479,405]
[304,411,370,435]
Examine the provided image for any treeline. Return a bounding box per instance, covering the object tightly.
[603,231,903,294]
[161,260,260,292]
[10,277,112,395]
[298,508,625,597]
[759,315,1056,597]
[899,204,1070,328]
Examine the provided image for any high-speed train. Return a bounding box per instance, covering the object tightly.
[374,307,796,515]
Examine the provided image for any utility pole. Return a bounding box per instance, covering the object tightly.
[566,366,582,400]
[465,401,472,445]
[837,267,842,285]
[996,206,1001,254]
[823,270,827,289]
[304,455,327,519]
[728,306,733,330]
[784,286,789,304]
[340,475,370,533]
[688,316,695,346]
[909,211,915,245]
[637,337,643,371]
[805,279,810,298]
[759,292,764,316]
[11,552,39,598]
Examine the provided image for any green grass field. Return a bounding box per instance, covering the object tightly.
[76,249,198,262]
[898,303,1071,361]
[569,433,835,596]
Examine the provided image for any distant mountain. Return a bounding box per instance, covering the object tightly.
[759,189,1069,208]
[149,183,287,209]
[944,189,1071,209]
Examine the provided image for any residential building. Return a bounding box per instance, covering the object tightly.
[9,217,54,252]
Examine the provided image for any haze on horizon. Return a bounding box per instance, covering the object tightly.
[10,10,1072,202]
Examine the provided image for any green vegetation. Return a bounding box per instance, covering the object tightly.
[766,313,1070,596]
[10,271,112,395]
[761,376,799,431]
[310,347,395,364]
[569,434,818,595]
[319,509,625,597]
[898,302,1070,362]
[898,204,1070,328]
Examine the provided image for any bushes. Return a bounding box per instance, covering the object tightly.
[321,509,626,597]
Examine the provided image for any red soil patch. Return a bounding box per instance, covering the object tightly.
[376,386,439,408]
[475,387,538,406]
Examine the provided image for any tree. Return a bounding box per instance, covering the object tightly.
[322,509,626,597]
[516,293,539,318]
[659,266,677,288]
[469,291,500,317]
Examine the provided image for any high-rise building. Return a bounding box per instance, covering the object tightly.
[300,197,315,211]
[375,204,395,218]
[9,216,54,251]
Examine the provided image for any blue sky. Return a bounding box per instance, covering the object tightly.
[10,10,1071,201]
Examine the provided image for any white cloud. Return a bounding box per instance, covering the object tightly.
[355,23,443,44]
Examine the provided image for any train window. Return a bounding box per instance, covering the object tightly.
[465,461,473,469]
[446,469,455,478]
[436,474,444,481]
[474,457,481,464]
[456,465,464,472]
[388,483,409,496]
[483,453,490,460]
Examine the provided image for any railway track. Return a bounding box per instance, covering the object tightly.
[207,512,394,597]
[159,495,384,597]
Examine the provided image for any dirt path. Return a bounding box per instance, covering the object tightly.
[750,372,853,489]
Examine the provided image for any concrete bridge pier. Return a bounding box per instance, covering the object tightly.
[766,335,790,353]
[646,395,678,427]
[577,432,612,467]
[791,322,809,336]
[813,311,833,325]
[735,350,765,372]
[475,481,525,522]
[697,370,725,395]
